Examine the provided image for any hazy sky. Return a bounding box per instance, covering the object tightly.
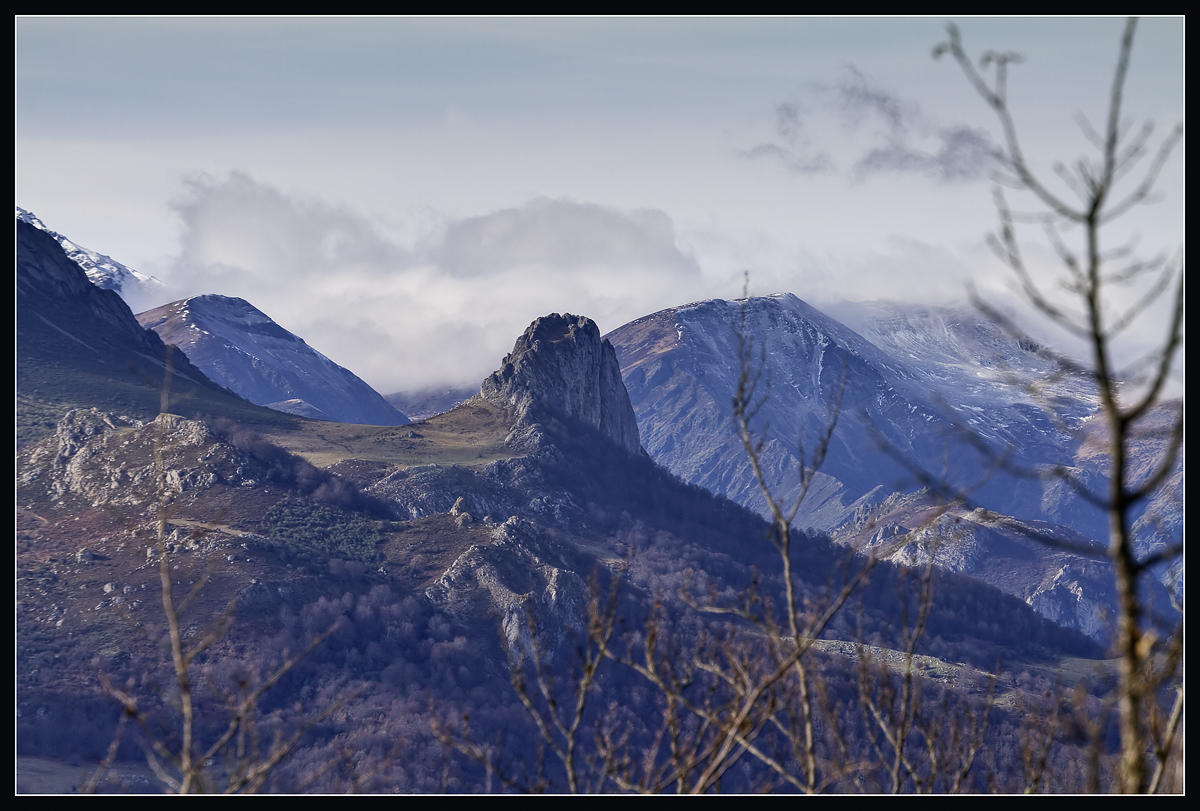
[16,16,1184,393]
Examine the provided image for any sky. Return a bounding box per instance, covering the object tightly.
[15,16,1185,394]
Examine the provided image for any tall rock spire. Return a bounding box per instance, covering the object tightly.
[480,313,642,456]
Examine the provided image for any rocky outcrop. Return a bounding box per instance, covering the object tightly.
[1026,560,1114,644]
[366,453,585,528]
[877,512,988,573]
[480,314,642,456]
[368,464,524,522]
[835,492,1178,645]
[18,408,260,510]
[425,517,590,652]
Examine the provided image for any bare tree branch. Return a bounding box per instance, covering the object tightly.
[941,16,1183,793]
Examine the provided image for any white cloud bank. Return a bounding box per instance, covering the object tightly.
[153,168,1176,401]
[161,173,708,394]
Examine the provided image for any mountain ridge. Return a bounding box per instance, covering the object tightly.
[136,294,409,426]
[478,312,642,456]
[16,219,287,447]
[604,293,1177,643]
[16,206,165,311]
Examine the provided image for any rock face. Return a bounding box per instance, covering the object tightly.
[1026,560,1116,644]
[480,313,642,456]
[137,295,408,426]
[835,491,1176,644]
[425,517,589,653]
[17,408,260,510]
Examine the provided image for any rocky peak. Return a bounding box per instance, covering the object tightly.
[480,314,642,456]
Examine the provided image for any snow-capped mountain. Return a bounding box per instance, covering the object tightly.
[608,293,1098,532]
[136,295,409,426]
[604,294,1182,642]
[826,300,1097,445]
[16,206,165,311]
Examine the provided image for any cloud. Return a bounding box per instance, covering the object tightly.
[783,235,980,310]
[744,66,995,184]
[853,125,994,182]
[742,142,833,176]
[742,101,833,175]
[167,171,410,291]
[162,175,707,394]
[828,65,917,137]
[432,197,700,280]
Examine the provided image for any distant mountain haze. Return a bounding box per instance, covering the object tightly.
[385,385,476,421]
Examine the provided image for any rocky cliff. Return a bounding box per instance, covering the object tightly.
[17,409,258,511]
[480,313,642,456]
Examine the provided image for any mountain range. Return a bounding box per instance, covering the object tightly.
[16,208,406,428]
[14,209,1180,793]
[15,219,287,449]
